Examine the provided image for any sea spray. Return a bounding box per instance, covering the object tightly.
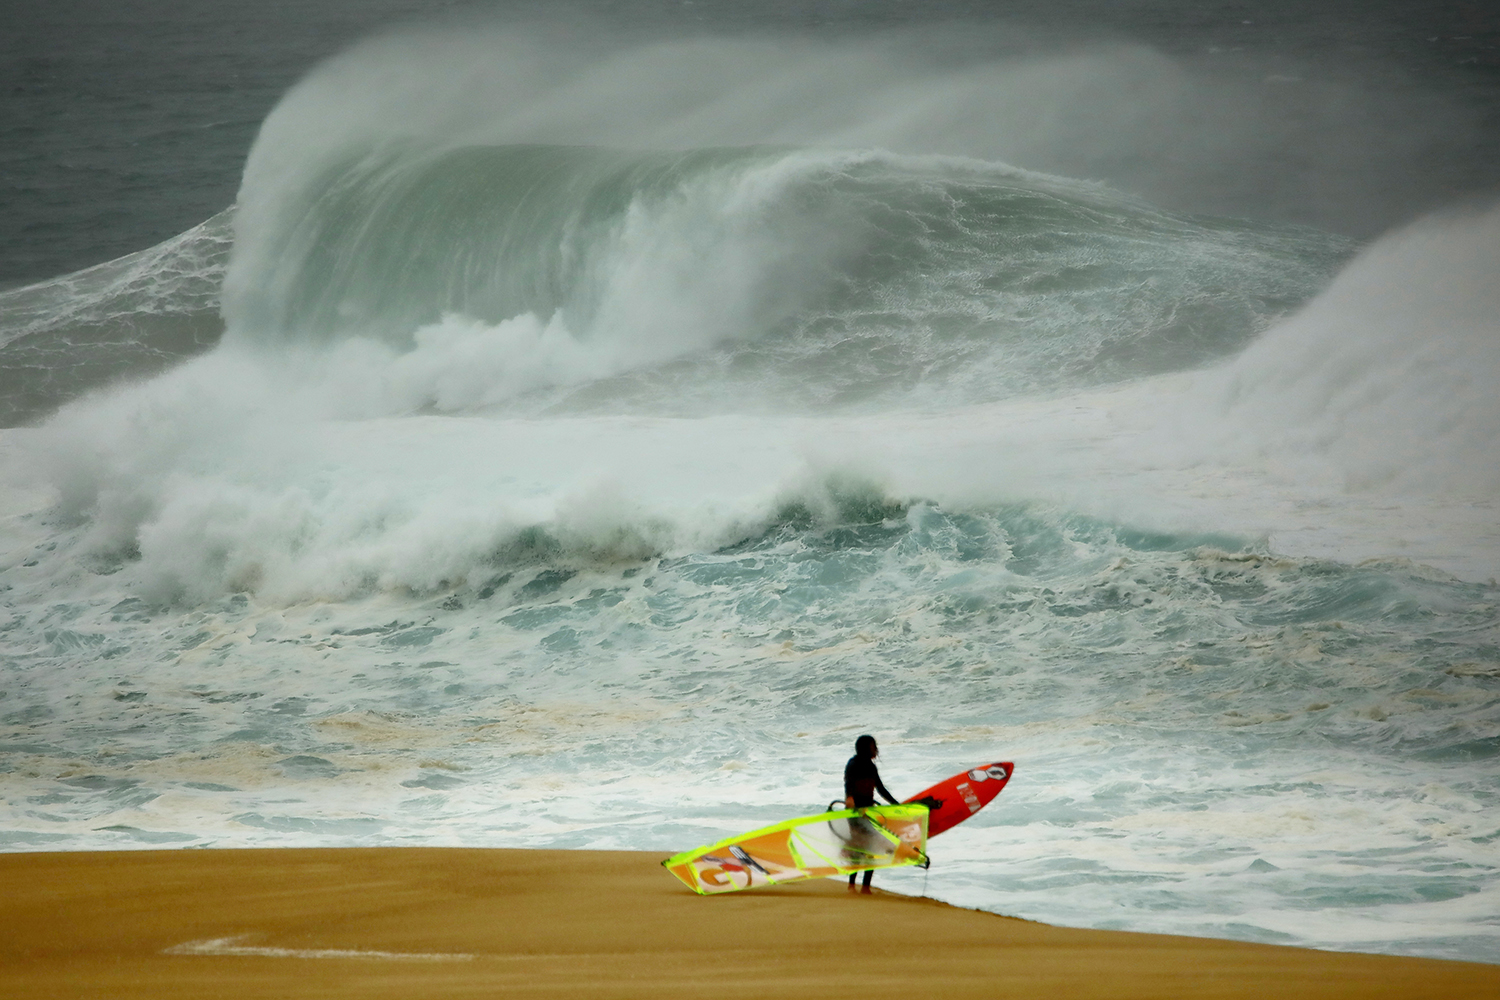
[1183,204,1500,497]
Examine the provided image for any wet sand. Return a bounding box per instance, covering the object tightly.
[2,847,1496,998]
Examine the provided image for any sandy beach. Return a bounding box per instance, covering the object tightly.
[2,848,1495,998]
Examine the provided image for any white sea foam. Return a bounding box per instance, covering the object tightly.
[18,205,1500,608]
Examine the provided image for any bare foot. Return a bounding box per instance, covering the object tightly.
[860,886,873,895]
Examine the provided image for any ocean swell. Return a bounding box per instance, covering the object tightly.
[0,212,231,427]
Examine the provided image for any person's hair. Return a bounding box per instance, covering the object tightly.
[855,734,877,757]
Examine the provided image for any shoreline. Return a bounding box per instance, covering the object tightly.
[2,846,1496,999]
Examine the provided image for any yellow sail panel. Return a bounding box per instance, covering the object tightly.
[662,803,929,895]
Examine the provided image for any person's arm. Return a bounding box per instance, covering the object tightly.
[873,767,897,805]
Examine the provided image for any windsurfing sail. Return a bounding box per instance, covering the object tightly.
[663,803,930,895]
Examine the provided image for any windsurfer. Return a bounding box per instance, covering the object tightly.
[844,734,898,894]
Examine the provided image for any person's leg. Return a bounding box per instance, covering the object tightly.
[848,872,857,891]
[861,869,874,893]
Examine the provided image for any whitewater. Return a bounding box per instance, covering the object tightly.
[2,29,1498,964]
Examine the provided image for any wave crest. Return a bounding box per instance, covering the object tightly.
[220,30,1348,415]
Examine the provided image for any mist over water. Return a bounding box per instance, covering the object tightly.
[3,17,1499,966]
[1190,205,1500,498]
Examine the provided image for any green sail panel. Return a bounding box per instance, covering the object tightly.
[663,803,930,895]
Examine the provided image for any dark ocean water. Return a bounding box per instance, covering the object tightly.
[2,0,1499,966]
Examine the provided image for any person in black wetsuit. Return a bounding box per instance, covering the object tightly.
[843,734,898,894]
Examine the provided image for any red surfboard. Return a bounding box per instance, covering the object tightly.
[904,762,1013,837]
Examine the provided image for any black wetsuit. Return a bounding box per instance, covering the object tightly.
[844,754,895,808]
[844,753,896,890]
